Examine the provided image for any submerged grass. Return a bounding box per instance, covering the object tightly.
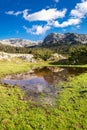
[0,60,87,129]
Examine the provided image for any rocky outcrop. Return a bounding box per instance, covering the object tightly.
[0,52,35,62]
[43,33,87,45]
[48,53,66,61]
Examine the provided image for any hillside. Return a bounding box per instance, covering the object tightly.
[0,32,87,64]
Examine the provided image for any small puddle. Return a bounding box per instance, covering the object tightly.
[1,67,87,105]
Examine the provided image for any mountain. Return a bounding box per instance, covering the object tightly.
[0,33,87,48]
[43,33,87,45]
[0,38,42,48]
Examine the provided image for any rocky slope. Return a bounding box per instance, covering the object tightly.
[43,33,87,45]
[0,38,42,47]
[0,52,35,62]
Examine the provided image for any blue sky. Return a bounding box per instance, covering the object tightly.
[0,0,87,41]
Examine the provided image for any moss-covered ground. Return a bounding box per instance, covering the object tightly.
[0,59,87,130]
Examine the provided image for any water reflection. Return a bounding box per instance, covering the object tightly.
[2,67,87,105]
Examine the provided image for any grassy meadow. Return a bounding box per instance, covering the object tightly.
[0,59,87,130]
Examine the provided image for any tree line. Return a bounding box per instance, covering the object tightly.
[0,43,87,64]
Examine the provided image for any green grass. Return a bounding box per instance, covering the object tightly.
[56,73,87,130]
[0,60,87,129]
[0,59,49,78]
[0,59,30,77]
[0,58,87,78]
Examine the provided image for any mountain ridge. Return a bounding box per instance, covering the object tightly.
[0,32,87,48]
[0,38,42,48]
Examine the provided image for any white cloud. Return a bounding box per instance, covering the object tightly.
[52,0,87,28]
[5,0,87,35]
[53,18,81,28]
[54,0,59,3]
[5,11,22,16]
[70,0,87,18]
[19,1,87,32]
[5,11,14,15]
[23,25,50,35]
[5,8,67,35]
[76,25,80,29]
[23,8,67,22]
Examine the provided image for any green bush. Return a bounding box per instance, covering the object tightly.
[32,48,53,61]
[69,46,87,64]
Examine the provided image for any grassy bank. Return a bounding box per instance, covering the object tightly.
[0,59,87,78]
[56,73,87,130]
[0,59,30,78]
[0,59,49,78]
[0,60,87,129]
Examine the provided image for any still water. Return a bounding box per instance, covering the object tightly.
[2,67,87,105]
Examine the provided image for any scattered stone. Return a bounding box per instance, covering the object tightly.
[0,52,36,62]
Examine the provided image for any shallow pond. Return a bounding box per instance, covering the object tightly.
[2,66,87,105]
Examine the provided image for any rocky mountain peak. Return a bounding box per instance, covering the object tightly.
[43,33,64,45]
[43,32,87,45]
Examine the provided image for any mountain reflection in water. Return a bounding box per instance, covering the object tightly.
[2,67,87,105]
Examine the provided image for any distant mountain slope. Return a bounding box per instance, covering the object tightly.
[43,33,87,45]
[0,38,42,48]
